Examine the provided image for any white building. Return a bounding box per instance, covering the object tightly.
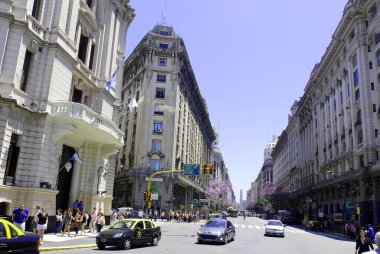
[0,0,134,219]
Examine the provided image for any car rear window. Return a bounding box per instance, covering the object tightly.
[205,220,226,228]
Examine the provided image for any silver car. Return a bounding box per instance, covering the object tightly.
[197,218,235,244]
[264,220,286,237]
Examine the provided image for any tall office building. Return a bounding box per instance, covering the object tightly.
[113,24,215,212]
[0,0,134,217]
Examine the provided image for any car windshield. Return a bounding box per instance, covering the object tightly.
[268,221,282,226]
[205,220,226,228]
[110,220,135,229]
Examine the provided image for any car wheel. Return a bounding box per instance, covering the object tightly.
[97,243,106,250]
[198,239,203,244]
[152,236,159,246]
[224,234,229,244]
[231,232,235,241]
[121,238,132,250]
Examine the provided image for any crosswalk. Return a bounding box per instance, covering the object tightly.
[233,224,307,234]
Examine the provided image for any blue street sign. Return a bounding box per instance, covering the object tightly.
[183,164,200,175]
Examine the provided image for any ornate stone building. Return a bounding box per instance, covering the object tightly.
[0,0,134,217]
[113,24,216,212]
[272,0,380,230]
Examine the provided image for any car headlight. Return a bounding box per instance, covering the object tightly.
[113,233,124,238]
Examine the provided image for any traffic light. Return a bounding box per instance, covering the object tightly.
[209,163,214,175]
[144,192,147,201]
[201,164,207,174]
[193,165,200,175]
[147,192,152,202]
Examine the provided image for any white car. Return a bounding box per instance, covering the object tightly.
[264,220,285,237]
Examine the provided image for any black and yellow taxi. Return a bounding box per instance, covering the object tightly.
[96,218,161,250]
[0,218,40,254]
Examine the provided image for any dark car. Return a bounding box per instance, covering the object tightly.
[0,218,40,254]
[307,220,323,230]
[96,219,161,250]
[197,218,235,244]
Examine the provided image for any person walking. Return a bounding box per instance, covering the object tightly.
[56,209,63,234]
[369,225,375,241]
[80,211,88,236]
[96,212,105,233]
[73,209,83,237]
[36,208,48,245]
[138,209,144,219]
[110,210,117,225]
[12,204,29,232]
[32,206,41,233]
[356,228,375,254]
[62,209,73,237]
[89,207,98,233]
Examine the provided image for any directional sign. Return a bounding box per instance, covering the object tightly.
[183,164,200,175]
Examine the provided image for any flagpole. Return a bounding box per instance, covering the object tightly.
[90,67,119,110]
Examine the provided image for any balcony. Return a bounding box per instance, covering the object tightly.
[79,0,97,31]
[49,101,124,146]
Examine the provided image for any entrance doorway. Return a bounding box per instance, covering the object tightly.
[56,145,75,210]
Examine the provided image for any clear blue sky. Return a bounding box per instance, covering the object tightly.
[126,0,348,200]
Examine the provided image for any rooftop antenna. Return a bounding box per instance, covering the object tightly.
[162,4,167,24]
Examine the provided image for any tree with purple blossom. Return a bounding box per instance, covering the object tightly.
[204,179,232,211]
[259,183,277,212]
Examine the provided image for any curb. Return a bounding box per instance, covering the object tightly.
[40,244,97,252]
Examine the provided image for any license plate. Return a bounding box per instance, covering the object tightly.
[101,238,107,242]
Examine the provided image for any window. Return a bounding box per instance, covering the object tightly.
[154,103,164,115]
[78,34,89,63]
[340,90,343,104]
[20,50,32,92]
[157,74,166,82]
[370,62,373,69]
[355,89,360,100]
[150,159,160,172]
[352,54,357,67]
[378,73,380,84]
[4,134,20,185]
[377,51,380,66]
[160,30,169,36]
[358,130,363,144]
[349,29,355,42]
[376,33,380,45]
[372,82,375,90]
[353,69,359,86]
[159,43,168,49]
[145,221,153,229]
[155,88,165,99]
[158,58,167,66]
[86,0,92,8]
[369,4,377,20]
[72,87,82,103]
[152,139,162,151]
[153,121,163,134]
[376,129,378,138]
[89,44,95,71]
[32,0,41,19]
[374,104,377,112]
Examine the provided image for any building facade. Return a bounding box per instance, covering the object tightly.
[272,0,380,231]
[113,24,216,212]
[0,0,134,217]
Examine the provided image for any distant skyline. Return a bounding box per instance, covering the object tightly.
[126,0,348,200]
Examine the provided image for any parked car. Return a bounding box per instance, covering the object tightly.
[0,218,40,253]
[197,218,235,244]
[96,219,161,250]
[264,220,286,237]
[307,220,323,230]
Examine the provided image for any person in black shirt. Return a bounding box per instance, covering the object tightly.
[355,228,374,254]
[37,208,49,245]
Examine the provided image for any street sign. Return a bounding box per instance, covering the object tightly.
[345,202,356,212]
[199,199,208,206]
[145,177,163,182]
[151,193,159,200]
[183,164,200,175]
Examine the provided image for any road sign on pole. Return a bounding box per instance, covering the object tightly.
[183,164,200,175]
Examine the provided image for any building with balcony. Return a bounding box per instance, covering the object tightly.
[272,0,380,231]
[0,0,134,216]
[113,24,215,212]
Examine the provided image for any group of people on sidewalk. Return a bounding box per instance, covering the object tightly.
[355,230,380,254]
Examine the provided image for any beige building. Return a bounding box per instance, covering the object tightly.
[113,24,215,212]
[0,0,134,220]
[272,0,380,230]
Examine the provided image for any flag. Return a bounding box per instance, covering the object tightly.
[128,96,138,111]
[70,151,83,164]
[105,71,117,92]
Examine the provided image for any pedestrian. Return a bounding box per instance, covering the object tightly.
[110,209,117,225]
[56,209,63,234]
[37,208,48,245]
[32,206,41,233]
[81,211,88,235]
[89,207,98,233]
[154,209,158,222]
[73,210,83,237]
[363,232,380,254]
[62,209,73,237]
[138,209,144,219]
[369,225,375,241]
[12,204,29,232]
[96,212,105,233]
[356,228,375,254]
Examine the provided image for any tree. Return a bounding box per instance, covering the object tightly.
[204,179,232,211]
[259,183,277,212]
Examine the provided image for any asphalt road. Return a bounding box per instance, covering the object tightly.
[45,216,355,254]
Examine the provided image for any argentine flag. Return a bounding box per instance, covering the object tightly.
[70,151,83,164]
[106,71,117,92]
